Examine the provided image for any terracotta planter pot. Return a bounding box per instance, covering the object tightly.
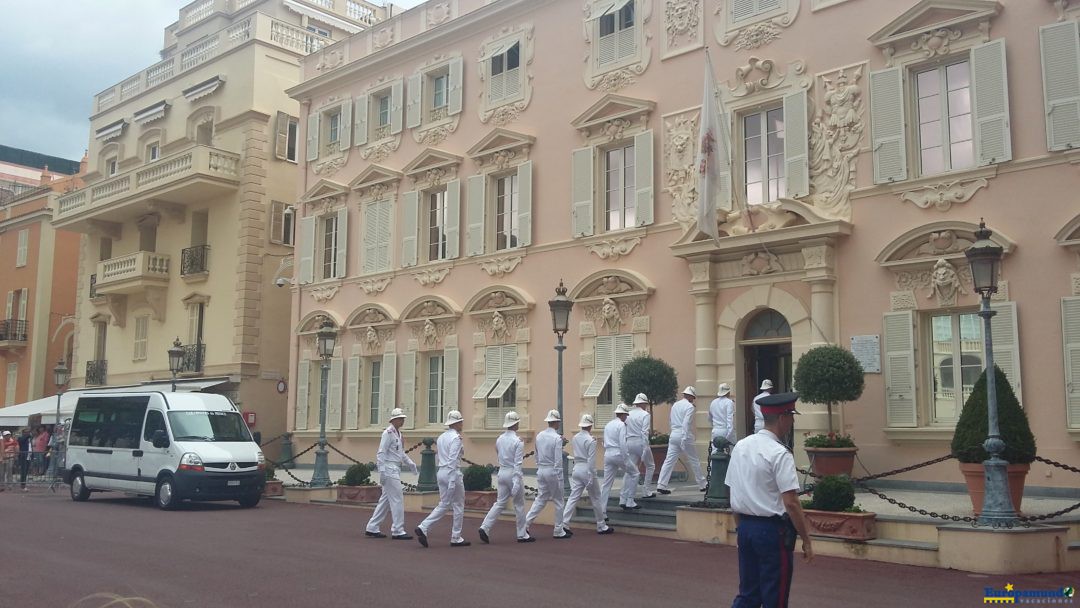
[641,444,668,481]
[337,485,382,504]
[803,509,877,541]
[958,462,1030,515]
[464,490,498,511]
[263,479,284,497]
[804,447,858,477]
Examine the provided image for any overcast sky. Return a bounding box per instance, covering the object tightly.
[0,0,426,162]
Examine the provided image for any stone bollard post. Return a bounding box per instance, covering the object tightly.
[417,437,437,492]
[279,432,295,470]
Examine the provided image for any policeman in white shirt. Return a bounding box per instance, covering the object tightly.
[752,379,774,434]
[478,411,531,544]
[657,386,708,494]
[708,383,737,452]
[725,392,813,608]
[365,408,419,540]
[562,414,614,534]
[416,410,470,548]
[524,410,571,539]
[600,403,638,513]
[625,393,656,500]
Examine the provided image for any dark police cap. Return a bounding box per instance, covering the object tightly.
[758,391,800,415]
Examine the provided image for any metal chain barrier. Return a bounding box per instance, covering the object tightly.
[853,480,977,524]
[1016,456,1080,524]
[403,441,424,454]
[267,442,318,486]
[258,432,289,448]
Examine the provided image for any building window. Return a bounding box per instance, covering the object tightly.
[327,110,342,145]
[376,93,391,127]
[915,61,974,175]
[146,142,160,162]
[320,214,339,279]
[271,202,295,246]
[16,229,29,267]
[927,312,983,425]
[133,315,149,361]
[362,199,392,274]
[306,24,331,38]
[286,117,299,162]
[489,42,521,104]
[475,345,517,429]
[584,333,634,425]
[106,157,119,177]
[425,189,449,263]
[597,1,636,67]
[743,107,786,205]
[432,73,449,110]
[494,173,519,251]
[425,353,445,425]
[4,362,16,406]
[368,359,382,426]
[604,142,636,231]
[196,121,213,146]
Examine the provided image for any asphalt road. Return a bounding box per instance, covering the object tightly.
[0,489,1073,608]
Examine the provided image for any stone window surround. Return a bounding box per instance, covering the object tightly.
[466,128,535,256]
[476,23,535,126]
[401,295,461,432]
[138,128,166,163]
[465,285,534,434]
[343,304,399,432]
[714,0,801,50]
[582,0,653,92]
[293,312,345,434]
[409,53,463,146]
[356,75,404,163]
[350,165,403,277]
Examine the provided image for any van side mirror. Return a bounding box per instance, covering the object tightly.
[252,431,262,446]
[152,430,170,449]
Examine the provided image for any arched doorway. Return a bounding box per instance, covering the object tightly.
[739,309,792,439]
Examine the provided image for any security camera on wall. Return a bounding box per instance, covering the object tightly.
[275,278,288,287]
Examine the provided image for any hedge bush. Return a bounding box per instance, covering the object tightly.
[950,365,1036,464]
[463,464,494,491]
[793,345,865,434]
[339,463,373,486]
[808,475,855,512]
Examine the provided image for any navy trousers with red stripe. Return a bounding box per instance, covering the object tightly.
[732,517,794,608]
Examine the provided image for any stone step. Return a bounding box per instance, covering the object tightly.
[577,506,677,527]
[571,513,677,532]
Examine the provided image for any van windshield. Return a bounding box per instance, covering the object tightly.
[167,411,251,442]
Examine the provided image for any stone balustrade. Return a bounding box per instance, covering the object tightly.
[97,251,172,288]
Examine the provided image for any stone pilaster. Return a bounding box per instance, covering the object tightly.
[688,257,718,399]
[233,118,270,365]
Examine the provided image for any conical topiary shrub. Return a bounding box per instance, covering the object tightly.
[950,365,1035,464]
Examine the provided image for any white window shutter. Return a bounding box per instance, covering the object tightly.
[517,160,533,246]
[328,357,343,430]
[715,113,733,213]
[869,66,908,184]
[16,230,28,267]
[377,199,392,271]
[501,344,518,389]
[381,352,397,425]
[339,101,352,149]
[731,0,757,22]
[401,190,419,267]
[5,292,12,320]
[448,56,464,116]
[400,351,417,429]
[298,216,315,284]
[474,347,500,400]
[406,73,422,129]
[362,201,378,274]
[306,113,320,162]
[445,179,461,259]
[883,311,917,427]
[18,289,28,321]
[634,130,654,226]
[1062,297,1080,428]
[1039,22,1080,152]
[354,95,369,147]
[391,79,404,135]
[585,336,614,398]
[989,301,1022,405]
[274,111,289,160]
[346,356,361,430]
[466,174,486,256]
[334,207,348,279]
[295,360,310,431]
[571,146,595,237]
[971,39,1012,165]
[613,334,635,402]
[444,346,459,411]
[783,89,810,198]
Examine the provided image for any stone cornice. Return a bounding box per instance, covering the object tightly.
[670,221,852,259]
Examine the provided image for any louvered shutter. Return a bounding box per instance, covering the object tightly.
[401,190,419,267]
[295,360,310,431]
[731,0,756,22]
[406,73,422,129]
[783,89,810,198]
[445,179,461,259]
[869,67,907,183]
[5,292,13,321]
[490,345,518,400]
[617,25,636,62]
[306,114,320,162]
[274,111,289,160]
[271,201,285,244]
[391,79,404,135]
[448,56,464,116]
[517,160,533,246]
[715,112,733,213]
[298,216,315,284]
[1062,297,1080,427]
[571,147,595,237]
[613,334,635,403]
[971,39,1012,165]
[18,289,28,321]
[328,357,343,430]
[377,200,392,271]
[989,301,1022,404]
[634,130,654,226]
[381,352,397,425]
[339,101,352,149]
[16,230,28,267]
[585,336,614,398]
[354,95,369,147]
[346,356,361,429]
[474,347,500,400]
[444,346,459,412]
[466,174,486,256]
[334,207,348,279]
[598,32,617,67]
[883,311,917,427]
[1039,22,1080,152]
[362,201,378,274]
[400,352,417,430]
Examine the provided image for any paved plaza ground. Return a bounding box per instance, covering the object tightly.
[0,487,1075,608]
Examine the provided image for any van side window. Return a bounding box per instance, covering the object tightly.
[143,410,167,442]
[69,396,150,449]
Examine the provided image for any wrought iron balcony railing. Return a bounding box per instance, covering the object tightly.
[86,360,108,386]
[0,319,28,343]
[181,245,210,276]
[180,343,206,374]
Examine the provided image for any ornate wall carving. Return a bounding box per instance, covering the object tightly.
[663,109,700,229]
[412,267,450,287]
[310,285,339,303]
[663,0,704,59]
[478,255,523,277]
[714,0,799,50]
[890,290,918,311]
[477,24,535,125]
[806,65,863,222]
[586,235,643,261]
[582,0,653,92]
[912,28,962,58]
[893,259,973,308]
[741,252,784,276]
[898,178,988,212]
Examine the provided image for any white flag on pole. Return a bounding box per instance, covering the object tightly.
[696,52,727,247]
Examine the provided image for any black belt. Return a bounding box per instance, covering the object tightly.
[736,513,784,523]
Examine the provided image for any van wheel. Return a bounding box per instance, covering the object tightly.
[237,492,261,508]
[156,476,179,511]
[70,472,91,502]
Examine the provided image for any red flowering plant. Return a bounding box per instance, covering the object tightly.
[802,431,855,449]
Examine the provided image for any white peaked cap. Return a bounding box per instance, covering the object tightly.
[760,379,774,390]
[444,410,464,426]
[579,414,594,428]
[388,408,407,421]
[503,411,521,428]
[717,383,731,397]
[544,409,561,422]
[682,386,697,397]
[614,403,631,415]
[633,393,649,405]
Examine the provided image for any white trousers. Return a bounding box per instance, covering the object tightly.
[563,464,608,531]
[419,468,464,542]
[365,475,405,536]
[524,466,567,536]
[480,467,527,539]
[625,437,655,497]
[600,451,637,513]
[657,432,707,490]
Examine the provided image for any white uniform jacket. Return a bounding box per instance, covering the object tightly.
[752,391,770,433]
[709,397,736,445]
[436,430,464,470]
[626,407,651,443]
[376,425,418,479]
[724,430,799,517]
[602,419,633,468]
[571,430,598,473]
[495,430,525,478]
[534,427,563,470]
[669,398,696,439]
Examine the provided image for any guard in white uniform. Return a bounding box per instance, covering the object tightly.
[562,414,614,534]
[709,383,736,452]
[752,379,774,434]
[416,410,470,548]
[625,393,656,500]
[657,386,708,494]
[479,411,530,543]
[599,404,638,513]
[365,408,419,539]
[525,410,571,539]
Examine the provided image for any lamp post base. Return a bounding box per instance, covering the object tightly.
[310,446,331,488]
[561,452,571,494]
[977,455,1018,526]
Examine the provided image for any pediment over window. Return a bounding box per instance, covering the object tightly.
[345,304,399,328]
[571,94,655,140]
[569,269,654,302]
[467,129,535,167]
[296,311,343,335]
[181,292,211,308]
[401,296,461,322]
[1055,213,1080,253]
[348,165,402,196]
[402,148,463,185]
[868,0,1001,52]
[299,179,348,203]
[464,286,534,315]
[875,220,1014,269]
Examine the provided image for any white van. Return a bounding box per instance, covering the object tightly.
[63,391,266,510]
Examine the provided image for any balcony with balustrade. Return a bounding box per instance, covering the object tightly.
[0,319,29,350]
[94,252,171,297]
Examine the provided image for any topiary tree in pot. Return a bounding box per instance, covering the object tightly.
[618,355,678,482]
[950,365,1035,515]
[337,462,381,503]
[462,464,497,511]
[800,475,876,541]
[793,345,865,476]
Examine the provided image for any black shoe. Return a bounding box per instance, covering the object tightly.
[643,493,657,499]
[700,488,707,492]
[364,531,387,538]
[598,527,615,535]
[554,534,572,540]
[415,527,428,548]
[451,540,471,547]
[625,504,642,510]
[619,504,627,508]
[604,517,609,522]
[478,528,490,544]
[657,489,672,495]
[562,528,573,537]
[517,536,536,543]
[392,534,413,540]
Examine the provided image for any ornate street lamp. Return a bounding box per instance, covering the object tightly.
[168,338,185,392]
[48,358,70,483]
[548,280,574,493]
[310,319,338,488]
[964,220,1015,526]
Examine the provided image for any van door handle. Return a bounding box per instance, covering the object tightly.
[133,450,144,457]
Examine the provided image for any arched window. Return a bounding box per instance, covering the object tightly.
[744,309,791,340]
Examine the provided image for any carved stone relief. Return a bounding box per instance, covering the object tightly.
[663,0,703,58]
[806,65,863,222]
[583,299,646,333]
[424,1,454,29]
[310,285,339,303]
[914,231,974,256]
[478,255,523,277]
[313,156,347,177]
[719,205,799,236]
[359,276,392,295]
[990,279,1009,303]
[714,0,800,50]
[741,252,783,276]
[413,118,459,146]
[802,245,833,270]
[898,178,988,212]
[409,318,456,350]
[412,267,450,287]
[315,47,347,72]
[360,138,400,163]
[663,110,700,229]
[586,235,643,261]
[893,259,973,308]
[370,23,397,52]
[729,58,808,99]
[353,309,389,325]
[912,28,962,58]
[689,261,711,282]
[890,290,918,311]
[479,290,521,310]
[582,0,653,91]
[475,310,527,344]
[589,276,635,297]
[1072,273,1080,297]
